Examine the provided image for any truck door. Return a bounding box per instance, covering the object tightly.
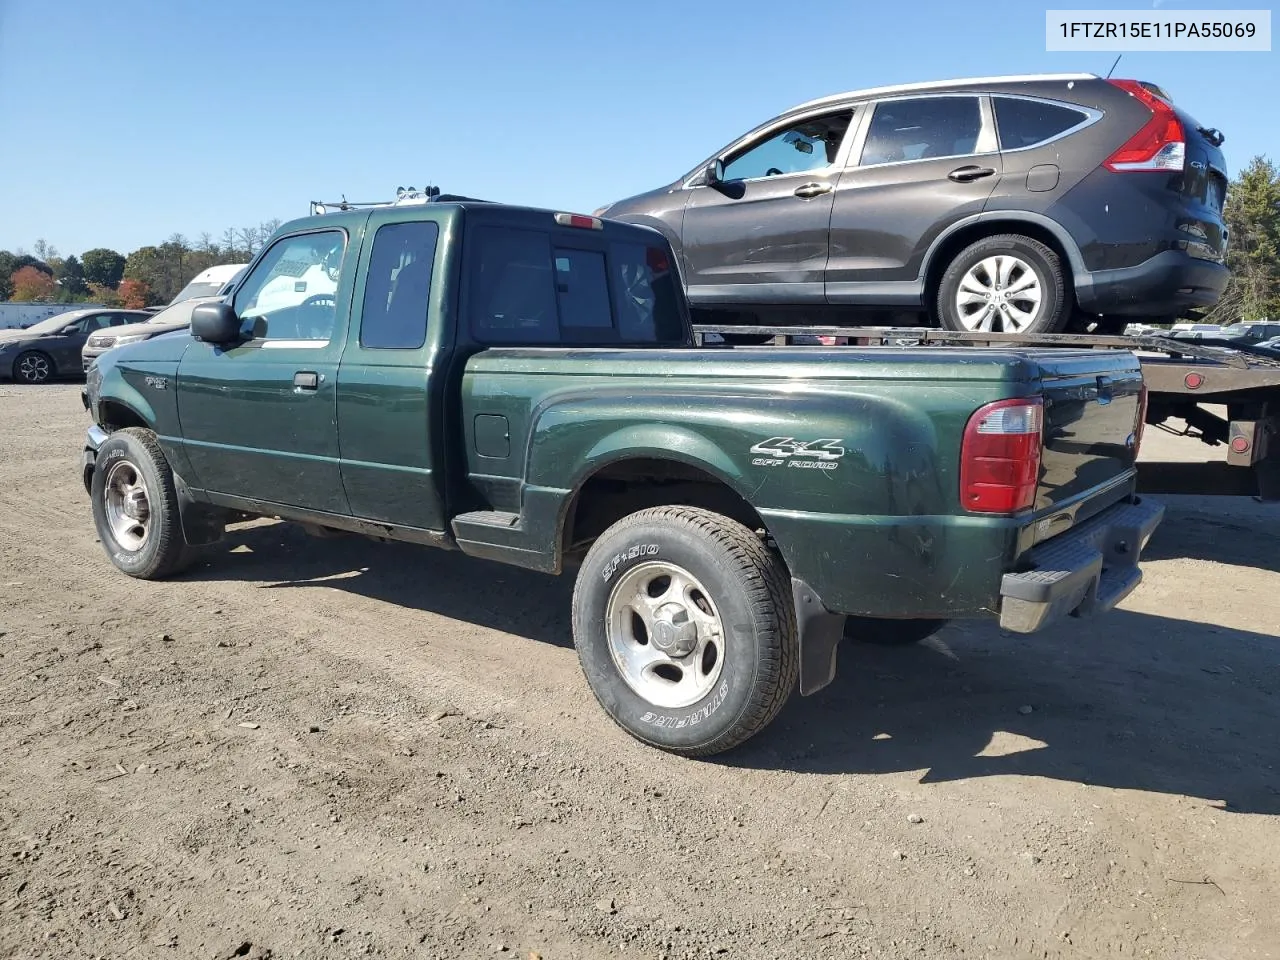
[175,227,354,515]
[336,212,448,531]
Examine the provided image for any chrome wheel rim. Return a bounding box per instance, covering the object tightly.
[605,561,725,709]
[16,354,50,383]
[103,459,150,551]
[954,255,1043,333]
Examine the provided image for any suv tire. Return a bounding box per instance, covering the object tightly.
[91,428,197,580]
[572,506,797,757]
[937,235,1069,335]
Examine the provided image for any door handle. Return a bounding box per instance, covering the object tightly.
[293,371,321,391]
[948,165,996,183]
[793,182,833,199]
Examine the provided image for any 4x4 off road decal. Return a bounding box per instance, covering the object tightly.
[750,437,845,472]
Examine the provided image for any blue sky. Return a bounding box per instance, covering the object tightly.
[0,0,1274,256]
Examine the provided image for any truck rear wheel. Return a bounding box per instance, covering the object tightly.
[90,428,196,580]
[843,616,949,646]
[572,506,797,757]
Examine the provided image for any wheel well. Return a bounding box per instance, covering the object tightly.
[98,400,148,432]
[924,221,1076,315]
[561,459,765,560]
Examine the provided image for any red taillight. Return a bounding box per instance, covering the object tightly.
[1134,383,1149,456]
[1103,79,1185,173]
[960,398,1043,514]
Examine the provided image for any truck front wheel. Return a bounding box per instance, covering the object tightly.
[90,427,196,580]
[572,506,798,757]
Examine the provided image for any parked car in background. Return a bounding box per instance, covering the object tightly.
[597,73,1228,336]
[0,308,152,383]
[1220,321,1280,343]
[167,264,247,306]
[84,267,246,370]
[83,297,219,372]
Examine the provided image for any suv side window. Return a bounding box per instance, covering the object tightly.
[860,96,982,166]
[233,230,346,341]
[721,110,854,181]
[360,221,440,349]
[993,97,1090,149]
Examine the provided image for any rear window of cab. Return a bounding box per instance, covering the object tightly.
[467,225,686,346]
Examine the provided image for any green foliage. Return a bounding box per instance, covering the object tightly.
[1210,155,1280,322]
[81,248,126,288]
[56,255,88,299]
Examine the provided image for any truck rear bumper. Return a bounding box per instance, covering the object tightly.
[999,496,1164,633]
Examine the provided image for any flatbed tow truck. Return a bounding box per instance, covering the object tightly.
[695,323,1280,503]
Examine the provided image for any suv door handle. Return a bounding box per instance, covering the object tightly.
[793,182,833,199]
[948,165,996,183]
[293,371,321,391]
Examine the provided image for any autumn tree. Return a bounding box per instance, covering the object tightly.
[81,248,126,288]
[11,266,56,301]
[1209,155,1280,322]
[117,278,151,309]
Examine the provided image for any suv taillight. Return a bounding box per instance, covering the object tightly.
[1103,78,1185,173]
[960,398,1044,514]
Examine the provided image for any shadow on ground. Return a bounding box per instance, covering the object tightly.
[195,520,1280,814]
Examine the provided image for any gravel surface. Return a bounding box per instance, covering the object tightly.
[1,383,1277,959]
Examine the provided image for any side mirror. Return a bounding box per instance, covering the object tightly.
[191,302,241,344]
[706,158,725,185]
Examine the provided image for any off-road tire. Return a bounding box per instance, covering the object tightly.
[572,506,798,757]
[843,616,950,646]
[91,427,197,580]
[13,350,54,384]
[937,234,1070,335]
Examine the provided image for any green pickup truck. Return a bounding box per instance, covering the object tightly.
[81,200,1163,756]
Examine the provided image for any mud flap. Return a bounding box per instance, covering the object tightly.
[174,474,226,546]
[791,578,846,696]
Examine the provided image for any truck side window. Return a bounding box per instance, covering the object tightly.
[360,221,440,349]
[469,227,558,344]
[233,230,346,341]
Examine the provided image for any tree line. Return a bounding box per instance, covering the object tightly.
[1,220,283,309]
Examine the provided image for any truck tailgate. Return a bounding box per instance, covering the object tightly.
[1032,349,1145,520]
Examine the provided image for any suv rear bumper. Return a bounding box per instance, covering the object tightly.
[1075,250,1228,318]
[999,496,1164,633]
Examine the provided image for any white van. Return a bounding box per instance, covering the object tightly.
[169,263,248,306]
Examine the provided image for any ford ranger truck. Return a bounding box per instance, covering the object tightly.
[80,201,1163,757]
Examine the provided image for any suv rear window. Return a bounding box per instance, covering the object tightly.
[468,226,685,346]
[993,97,1090,149]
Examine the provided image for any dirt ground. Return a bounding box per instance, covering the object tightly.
[1,383,1277,960]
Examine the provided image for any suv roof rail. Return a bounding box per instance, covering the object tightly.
[791,73,1100,111]
[309,186,490,216]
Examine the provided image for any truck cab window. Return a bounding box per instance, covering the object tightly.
[360,221,440,349]
[469,227,559,344]
[233,230,346,341]
[554,248,612,337]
